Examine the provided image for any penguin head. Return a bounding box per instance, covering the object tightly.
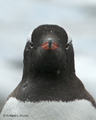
[23,25,75,77]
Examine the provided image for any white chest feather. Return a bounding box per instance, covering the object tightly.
[0,97,96,120]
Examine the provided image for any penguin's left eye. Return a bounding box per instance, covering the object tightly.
[65,40,72,50]
[65,43,70,49]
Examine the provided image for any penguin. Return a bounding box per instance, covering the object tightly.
[0,24,96,120]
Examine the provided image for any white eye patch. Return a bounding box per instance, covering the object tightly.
[67,36,72,44]
[67,33,72,44]
[65,33,72,50]
[27,31,32,42]
[26,31,33,49]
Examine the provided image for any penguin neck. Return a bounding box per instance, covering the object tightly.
[22,63,75,82]
[22,50,75,81]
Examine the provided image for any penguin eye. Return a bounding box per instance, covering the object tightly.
[65,40,72,50]
[65,43,70,49]
[29,42,33,48]
[25,41,33,51]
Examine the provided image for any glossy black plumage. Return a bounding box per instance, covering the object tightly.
[8,25,96,107]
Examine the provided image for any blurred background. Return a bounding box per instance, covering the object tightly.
[0,0,96,110]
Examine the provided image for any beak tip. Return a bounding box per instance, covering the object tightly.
[41,41,58,50]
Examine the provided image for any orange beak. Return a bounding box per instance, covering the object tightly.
[41,41,58,50]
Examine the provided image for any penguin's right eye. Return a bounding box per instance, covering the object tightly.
[25,41,33,52]
[29,42,33,49]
